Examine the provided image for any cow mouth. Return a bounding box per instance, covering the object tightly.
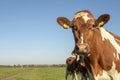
[72,50,88,56]
[74,50,88,55]
[72,48,91,57]
[72,43,91,56]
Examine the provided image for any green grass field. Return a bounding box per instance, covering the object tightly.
[0,67,74,80]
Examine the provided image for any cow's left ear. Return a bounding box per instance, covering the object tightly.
[95,14,110,27]
[57,17,73,29]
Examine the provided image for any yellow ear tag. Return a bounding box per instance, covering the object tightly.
[63,24,69,29]
[98,21,104,27]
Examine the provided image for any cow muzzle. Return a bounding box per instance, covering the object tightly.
[73,43,90,55]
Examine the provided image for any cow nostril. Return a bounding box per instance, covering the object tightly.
[76,46,79,51]
[85,46,88,49]
[75,46,79,53]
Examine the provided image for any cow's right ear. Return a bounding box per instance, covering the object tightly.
[57,17,73,29]
[95,14,110,27]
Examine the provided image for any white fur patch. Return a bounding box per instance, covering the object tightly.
[80,33,84,44]
[95,62,120,80]
[100,28,120,59]
[76,55,80,61]
[74,12,90,23]
[74,72,78,80]
[107,62,120,80]
[94,71,111,80]
[113,52,119,60]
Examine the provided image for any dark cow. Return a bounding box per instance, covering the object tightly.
[66,56,94,80]
[66,57,79,80]
[57,10,120,80]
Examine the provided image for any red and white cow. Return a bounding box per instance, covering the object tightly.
[57,10,120,80]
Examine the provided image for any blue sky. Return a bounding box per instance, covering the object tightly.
[0,0,120,65]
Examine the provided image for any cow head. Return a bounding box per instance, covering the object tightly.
[66,57,75,65]
[57,10,110,56]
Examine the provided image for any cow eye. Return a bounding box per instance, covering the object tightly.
[73,26,77,30]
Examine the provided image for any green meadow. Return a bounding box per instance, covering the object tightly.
[0,67,75,80]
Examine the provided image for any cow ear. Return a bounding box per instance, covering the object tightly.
[95,14,110,27]
[57,17,73,29]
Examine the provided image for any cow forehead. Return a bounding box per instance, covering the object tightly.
[74,12,91,23]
